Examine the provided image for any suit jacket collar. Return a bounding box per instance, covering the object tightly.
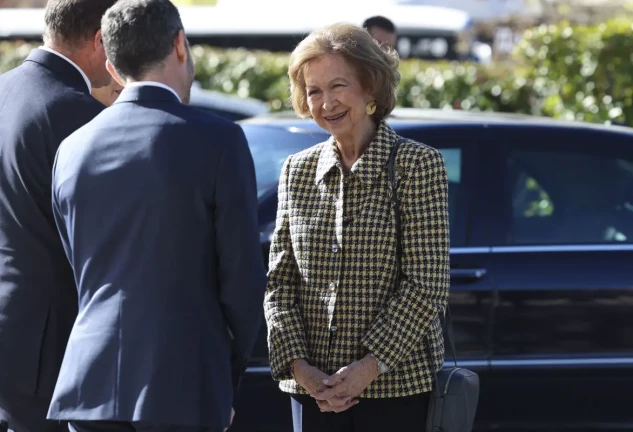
[25,49,91,94]
[114,85,181,105]
[315,120,399,186]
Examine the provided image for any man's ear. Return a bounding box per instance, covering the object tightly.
[94,29,104,52]
[174,30,187,65]
[106,59,125,87]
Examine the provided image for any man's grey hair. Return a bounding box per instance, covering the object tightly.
[44,0,118,47]
[101,0,184,80]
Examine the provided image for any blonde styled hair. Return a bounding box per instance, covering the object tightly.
[288,22,400,122]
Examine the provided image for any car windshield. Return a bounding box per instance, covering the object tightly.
[242,124,329,198]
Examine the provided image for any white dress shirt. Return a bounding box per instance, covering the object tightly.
[126,81,182,103]
[38,46,92,93]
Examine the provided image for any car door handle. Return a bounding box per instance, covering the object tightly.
[451,268,487,280]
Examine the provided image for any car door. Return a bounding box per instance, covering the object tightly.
[398,124,496,429]
[486,125,633,431]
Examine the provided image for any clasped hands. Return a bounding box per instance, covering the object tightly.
[292,355,380,413]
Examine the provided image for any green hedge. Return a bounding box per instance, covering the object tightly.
[187,45,536,116]
[513,19,633,124]
[1,18,631,125]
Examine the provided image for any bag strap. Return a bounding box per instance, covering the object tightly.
[387,138,458,370]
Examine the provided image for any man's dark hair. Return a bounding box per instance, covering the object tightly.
[101,0,184,79]
[44,0,118,44]
[362,16,396,34]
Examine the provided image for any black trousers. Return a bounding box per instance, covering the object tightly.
[69,421,222,432]
[290,392,430,432]
[0,390,66,432]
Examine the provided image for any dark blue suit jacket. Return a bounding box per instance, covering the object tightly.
[47,85,266,428]
[0,49,104,398]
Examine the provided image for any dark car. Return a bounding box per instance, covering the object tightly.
[230,108,633,432]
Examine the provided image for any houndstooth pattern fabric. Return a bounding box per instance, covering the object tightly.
[264,121,450,398]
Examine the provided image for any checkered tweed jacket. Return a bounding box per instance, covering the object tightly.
[264,121,450,398]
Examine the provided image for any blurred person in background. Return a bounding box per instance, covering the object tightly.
[264,22,450,432]
[0,0,116,430]
[363,15,397,50]
[91,79,124,106]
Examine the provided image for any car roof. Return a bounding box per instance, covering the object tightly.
[239,108,633,136]
[189,85,269,117]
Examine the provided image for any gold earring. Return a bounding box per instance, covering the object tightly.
[366,101,376,115]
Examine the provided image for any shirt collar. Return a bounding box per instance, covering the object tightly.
[315,136,340,185]
[315,121,398,186]
[38,46,91,93]
[126,81,182,103]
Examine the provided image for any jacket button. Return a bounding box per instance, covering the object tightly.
[329,282,336,291]
[332,244,338,253]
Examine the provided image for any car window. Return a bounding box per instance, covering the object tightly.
[241,125,328,198]
[242,124,466,246]
[437,148,462,245]
[508,148,633,244]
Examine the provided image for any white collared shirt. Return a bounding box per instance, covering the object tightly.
[126,81,182,103]
[38,46,92,93]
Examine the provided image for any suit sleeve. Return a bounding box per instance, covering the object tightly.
[263,156,309,381]
[361,147,450,370]
[214,125,267,403]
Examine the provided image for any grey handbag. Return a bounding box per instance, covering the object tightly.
[387,139,480,432]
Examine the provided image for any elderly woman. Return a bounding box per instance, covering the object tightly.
[264,22,450,432]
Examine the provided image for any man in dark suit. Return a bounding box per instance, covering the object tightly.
[47,1,266,431]
[0,1,117,431]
